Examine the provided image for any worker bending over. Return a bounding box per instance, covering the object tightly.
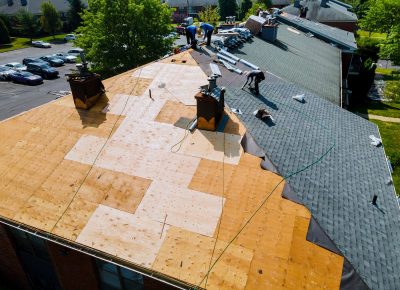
[200,22,214,46]
[185,25,197,48]
[242,70,265,95]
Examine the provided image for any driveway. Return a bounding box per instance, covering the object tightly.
[0,42,76,121]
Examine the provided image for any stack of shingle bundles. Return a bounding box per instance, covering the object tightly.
[244,15,267,35]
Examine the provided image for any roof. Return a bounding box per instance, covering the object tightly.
[282,0,357,22]
[278,12,357,51]
[189,48,400,289]
[0,0,88,15]
[0,51,346,289]
[232,23,342,105]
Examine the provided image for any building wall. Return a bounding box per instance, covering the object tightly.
[47,242,99,290]
[320,21,356,32]
[0,224,31,290]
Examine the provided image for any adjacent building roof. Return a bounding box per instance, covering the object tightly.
[0,0,88,15]
[231,23,342,105]
[190,45,400,289]
[282,0,357,23]
[277,12,357,51]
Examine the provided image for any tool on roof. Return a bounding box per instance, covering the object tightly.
[253,108,274,121]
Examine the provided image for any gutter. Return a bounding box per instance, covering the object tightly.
[0,217,202,290]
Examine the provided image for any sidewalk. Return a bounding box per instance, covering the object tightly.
[356,112,400,123]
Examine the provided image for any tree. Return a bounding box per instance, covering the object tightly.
[0,18,10,45]
[68,0,86,31]
[218,0,237,20]
[359,0,400,64]
[239,0,252,20]
[40,1,61,39]
[75,0,174,76]
[198,6,220,27]
[16,9,39,41]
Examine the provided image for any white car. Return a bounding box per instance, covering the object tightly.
[67,48,84,56]
[32,40,52,48]
[4,62,27,71]
[64,34,76,41]
[53,53,77,63]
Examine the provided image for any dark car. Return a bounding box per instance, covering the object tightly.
[39,56,64,67]
[22,57,50,66]
[9,71,43,85]
[0,66,15,81]
[26,63,59,79]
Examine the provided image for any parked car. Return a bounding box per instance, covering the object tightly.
[9,71,43,85]
[39,56,64,67]
[67,48,84,56]
[64,34,76,41]
[0,66,15,81]
[26,63,59,79]
[4,62,27,71]
[52,53,77,63]
[32,40,52,48]
[22,57,50,66]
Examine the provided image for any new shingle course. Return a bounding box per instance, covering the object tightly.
[231,24,341,105]
[190,50,400,289]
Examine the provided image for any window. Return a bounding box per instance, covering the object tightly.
[95,260,144,290]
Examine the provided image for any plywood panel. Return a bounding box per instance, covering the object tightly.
[179,129,242,165]
[52,197,98,241]
[110,120,184,152]
[155,100,196,129]
[76,167,152,213]
[153,227,253,290]
[65,135,107,165]
[160,51,199,66]
[77,205,169,268]
[136,181,224,237]
[95,142,200,186]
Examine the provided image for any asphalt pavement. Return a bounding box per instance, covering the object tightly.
[0,42,76,121]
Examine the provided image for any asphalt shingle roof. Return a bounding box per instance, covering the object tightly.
[191,49,400,290]
[282,0,358,22]
[278,13,357,51]
[231,24,341,105]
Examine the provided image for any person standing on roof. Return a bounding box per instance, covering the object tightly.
[242,70,265,95]
[185,24,197,48]
[200,22,214,46]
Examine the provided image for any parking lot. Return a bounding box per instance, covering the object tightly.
[0,42,76,121]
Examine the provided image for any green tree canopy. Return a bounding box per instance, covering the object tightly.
[0,18,10,45]
[218,0,237,20]
[40,1,61,38]
[239,0,252,21]
[16,9,39,41]
[68,0,86,31]
[75,0,174,76]
[198,6,220,27]
[359,0,400,64]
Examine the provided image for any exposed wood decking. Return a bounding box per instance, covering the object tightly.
[0,51,343,289]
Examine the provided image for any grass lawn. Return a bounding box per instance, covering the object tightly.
[357,30,387,40]
[371,120,400,196]
[0,34,68,53]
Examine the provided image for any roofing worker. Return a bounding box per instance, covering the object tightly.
[242,70,265,95]
[200,22,214,46]
[185,24,197,49]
